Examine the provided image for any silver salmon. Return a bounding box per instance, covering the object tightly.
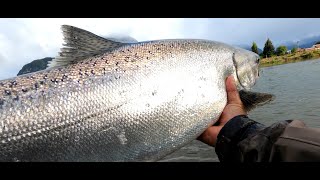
[0,25,270,161]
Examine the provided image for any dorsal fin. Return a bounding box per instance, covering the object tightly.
[48,25,125,69]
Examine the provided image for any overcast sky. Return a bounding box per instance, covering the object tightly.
[1,18,320,80]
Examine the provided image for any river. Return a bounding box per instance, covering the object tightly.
[160,58,320,162]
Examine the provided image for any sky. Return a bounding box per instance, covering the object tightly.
[1,18,320,80]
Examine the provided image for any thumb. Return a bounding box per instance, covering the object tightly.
[226,76,242,104]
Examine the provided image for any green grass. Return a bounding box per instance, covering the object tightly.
[260,50,320,67]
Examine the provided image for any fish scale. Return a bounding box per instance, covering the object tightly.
[0,25,262,161]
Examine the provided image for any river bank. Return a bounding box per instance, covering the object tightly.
[260,49,320,67]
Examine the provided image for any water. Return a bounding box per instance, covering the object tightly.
[160,58,320,162]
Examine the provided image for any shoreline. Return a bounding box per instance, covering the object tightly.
[260,49,320,67]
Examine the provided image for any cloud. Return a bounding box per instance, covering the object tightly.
[0,52,5,62]
[0,19,52,79]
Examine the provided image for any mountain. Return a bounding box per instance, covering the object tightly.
[280,35,320,50]
[17,57,53,76]
[104,35,138,43]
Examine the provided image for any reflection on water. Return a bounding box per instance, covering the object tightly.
[161,58,320,162]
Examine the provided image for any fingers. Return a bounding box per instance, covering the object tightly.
[226,76,242,105]
[197,126,222,146]
[198,76,244,147]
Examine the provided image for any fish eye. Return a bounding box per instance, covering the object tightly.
[256,58,260,64]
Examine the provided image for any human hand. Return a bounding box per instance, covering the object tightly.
[197,76,247,146]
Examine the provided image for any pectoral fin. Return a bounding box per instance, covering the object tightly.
[239,90,275,112]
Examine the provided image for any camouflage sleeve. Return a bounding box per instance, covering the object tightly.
[215,115,292,162]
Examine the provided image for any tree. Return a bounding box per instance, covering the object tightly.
[291,47,297,53]
[276,45,288,56]
[263,38,275,58]
[251,42,259,54]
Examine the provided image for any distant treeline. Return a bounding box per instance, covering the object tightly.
[251,39,320,58]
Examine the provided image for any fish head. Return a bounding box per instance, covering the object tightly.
[232,48,260,90]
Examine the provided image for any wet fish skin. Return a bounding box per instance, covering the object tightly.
[0,26,260,162]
